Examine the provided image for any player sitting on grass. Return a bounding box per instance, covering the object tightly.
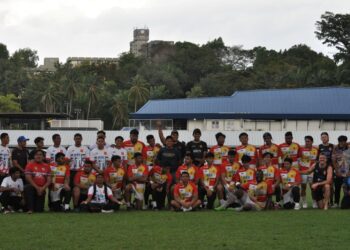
[301,153,333,210]
[81,173,121,213]
[149,162,172,210]
[258,152,281,208]
[0,167,24,213]
[125,152,149,210]
[49,152,71,212]
[73,161,96,212]
[279,157,301,210]
[171,171,201,212]
[198,152,223,209]
[215,154,256,211]
[104,155,126,203]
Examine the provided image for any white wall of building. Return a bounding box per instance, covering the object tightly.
[188,119,350,132]
[3,130,350,148]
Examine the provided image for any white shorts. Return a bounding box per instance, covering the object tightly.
[301,174,313,184]
[283,189,294,204]
[132,183,145,201]
[239,191,260,211]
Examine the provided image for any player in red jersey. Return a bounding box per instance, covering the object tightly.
[171,171,201,212]
[259,132,282,167]
[220,150,241,206]
[198,152,223,209]
[149,164,172,210]
[49,152,71,212]
[299,135,319,208]
[123,129,146,166]
[235,133,258,168]
[125,152,149,210]
[143,134,161,209]
[209,132,230,167]
[104,155,127,202]
[73,161,96,211]
[279,158,301,210]
[258,152,281,207]
[278,131,301,169]
[176,153,199,184]
[24,149,52,213]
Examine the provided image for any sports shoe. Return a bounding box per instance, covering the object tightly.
[101,209,114,213]
[3,209,11,214]
[182,207,192,212]
[214,206,227,211]
[294,203,301,210]
[312,200,318,209]
[234,206,243,212]
[302,202,308,209]
[331,203,338,209]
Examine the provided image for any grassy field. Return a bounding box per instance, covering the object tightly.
[0,208,348,250]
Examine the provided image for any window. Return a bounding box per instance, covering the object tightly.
[212,120,219,129]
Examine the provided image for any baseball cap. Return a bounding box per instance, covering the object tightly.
[17,136,29,142]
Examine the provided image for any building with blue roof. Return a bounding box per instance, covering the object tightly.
[130,87,350,131]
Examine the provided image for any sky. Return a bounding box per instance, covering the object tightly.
[1,0,349,65]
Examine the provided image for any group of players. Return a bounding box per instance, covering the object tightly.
[0,127,350,213]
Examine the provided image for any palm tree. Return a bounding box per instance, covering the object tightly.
[66,79,77,116]
[111,90,129,129]
[86,84,98,120]
[41,81,59,113]
[128,75,150,112]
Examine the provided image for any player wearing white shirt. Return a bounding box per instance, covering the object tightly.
[0,133,11,181]
[89,137,110,172]
[89,130,110,151]
[81,174,121,212]
[0,167,24,213]
[46,134,67,163]
[107,136,127,166]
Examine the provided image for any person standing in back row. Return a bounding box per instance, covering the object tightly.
[46,134,67,163]
[186,129,207,167]
[11,136,30,176]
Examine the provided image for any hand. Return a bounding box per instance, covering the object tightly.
[311,183,319,190]
[64,184,71,191]
[156,120,162,128]
[81,200,88,205]
[206,188,213,197]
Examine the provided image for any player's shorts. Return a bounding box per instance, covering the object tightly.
[312,186,324,201]
[132,183,145,201]
[282,189,294,204]
[240,191,260,211]
[301,174,313,184]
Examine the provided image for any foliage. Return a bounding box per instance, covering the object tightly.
[0,12,349,128]
[0,94,22,112]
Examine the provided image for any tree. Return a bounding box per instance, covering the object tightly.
[0,94,21,112]
[0,43,9,60]
[128,75,149,112]
[111,90,129,129]
[315,12,350,62]
[40,81,60,113]
[10,48,39,68]
[86,84,98,120]
[186,85,204,98]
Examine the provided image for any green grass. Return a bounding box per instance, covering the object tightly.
[0,209,349,250]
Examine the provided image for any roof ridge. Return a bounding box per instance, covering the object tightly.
[232,86,349,95]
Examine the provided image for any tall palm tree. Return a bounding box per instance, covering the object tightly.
[86,84,98,120]
[41,81,59,113]
[66,79,77,116]
[111,90,129,129]
[128,75,150,112]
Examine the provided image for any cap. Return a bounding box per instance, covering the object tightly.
[17,136,29,142]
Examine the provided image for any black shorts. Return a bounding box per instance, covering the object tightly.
[79,194,88,203]
[313,186,324,201]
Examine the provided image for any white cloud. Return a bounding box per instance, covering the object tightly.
[0,0,349,63]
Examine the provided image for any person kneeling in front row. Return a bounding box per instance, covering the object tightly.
[171,171,201,212]
[0,167,24,213]
[80,174,121,213]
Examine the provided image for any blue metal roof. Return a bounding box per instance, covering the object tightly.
[131,87,350,120]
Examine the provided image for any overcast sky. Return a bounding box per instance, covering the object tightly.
[1,0,349,64]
